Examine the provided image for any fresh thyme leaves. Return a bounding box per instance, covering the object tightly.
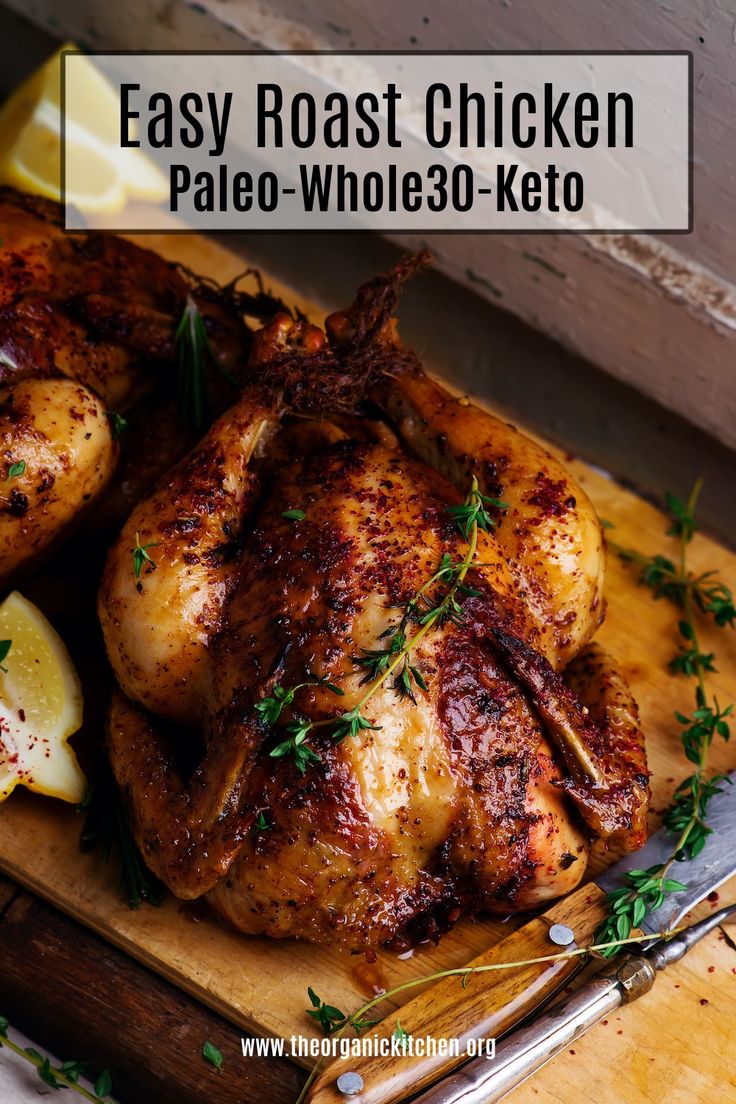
[306,989,350,1036]
[175,295,235,431]
[256,679,343,727]
[105,411,128,438]
[331,708,381,745]
[305,989,374,1037]
[0,639,11,673]
[445,486,508,540]
[6,460,25,479]
[297,926,683,1104]
[263,479,503,772]
[132,532,158,579]
[665,490,699,543]
[282,508,307,521]
[78,773,164,909]
[595,868,687,950]
[253,811,271,832]
[596,479,734,956]
[270,721,323,774]
[94,1071,114,1099]
[392,1022,412,1051]
[0,1018,115,1101]
[202,1040,224,1071]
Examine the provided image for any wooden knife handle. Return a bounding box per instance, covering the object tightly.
[306,882,608,1104]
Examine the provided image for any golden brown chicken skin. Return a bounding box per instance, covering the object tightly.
[0,187,266,583]
[100,265,650,952]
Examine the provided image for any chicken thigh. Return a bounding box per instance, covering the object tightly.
[100,262,649,951]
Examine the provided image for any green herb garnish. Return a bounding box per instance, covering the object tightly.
[202,1040,223,1071]
[595,479,733,954]
[105,412,128,439]
[262,478,505,773]
[132,532,158,579]
[0,1017,114,1101]
[175,296,234,431]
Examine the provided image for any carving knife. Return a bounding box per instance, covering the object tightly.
[306,771,736,1104]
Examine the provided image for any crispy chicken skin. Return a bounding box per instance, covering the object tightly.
[0,377,115,578]
[0,187,256,582]
[100,260,650,951]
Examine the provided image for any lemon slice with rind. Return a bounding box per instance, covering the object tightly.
[0,43,167,213]
[0,591,85,804]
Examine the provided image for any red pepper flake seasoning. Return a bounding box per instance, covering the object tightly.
[527,472,574,518]
[569,1049,576,1055]
[700,998,709,1006]
[707,891,720,906]
[707,966,715,973]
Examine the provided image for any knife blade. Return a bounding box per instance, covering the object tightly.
[306,771,736,1104]
[596,772,736,934]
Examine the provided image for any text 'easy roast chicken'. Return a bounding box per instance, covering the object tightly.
[99,257,650,951]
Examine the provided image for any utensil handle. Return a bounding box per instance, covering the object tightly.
[415,953,659,1104]
[306,883,609,1104]
[414,972,623,1104]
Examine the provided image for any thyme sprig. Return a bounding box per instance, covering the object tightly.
[263,479,505,771]
[596,480,733,954]
[132,532,158,579]
[175,295,235,432]
[297,925,683,1104]
[0,1017,115,1101]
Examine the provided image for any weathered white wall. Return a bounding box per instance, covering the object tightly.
[8,0,736,448]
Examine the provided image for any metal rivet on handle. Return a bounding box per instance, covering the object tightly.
[337,1072,365,1096]
[548,923,575,946]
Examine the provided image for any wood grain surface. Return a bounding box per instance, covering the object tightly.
[0,874,306,1104]
[0,234,734,1103]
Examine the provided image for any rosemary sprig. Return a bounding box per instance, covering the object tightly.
[297,925,683,1104]
[0,1017,115,1101]
[175,295,235,431]
[78,773,164,910]
[263,479,505,771]
[596,480,733,953]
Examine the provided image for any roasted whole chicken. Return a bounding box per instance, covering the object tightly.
[99,259,650,950]
[0,187,281,584]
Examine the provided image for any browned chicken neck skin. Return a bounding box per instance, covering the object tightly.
[101,271,650,951]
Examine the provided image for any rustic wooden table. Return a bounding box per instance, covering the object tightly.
[0,873,307,1102]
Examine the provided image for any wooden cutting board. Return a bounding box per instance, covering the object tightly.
[0,234,734,1103]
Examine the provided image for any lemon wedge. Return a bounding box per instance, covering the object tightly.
[0,43,168,213]
[0,591,86,804]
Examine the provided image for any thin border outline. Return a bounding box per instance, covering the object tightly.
[60,49,693,236]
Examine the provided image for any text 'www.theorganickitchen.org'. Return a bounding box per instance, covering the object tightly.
[240,1034,497,1060]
